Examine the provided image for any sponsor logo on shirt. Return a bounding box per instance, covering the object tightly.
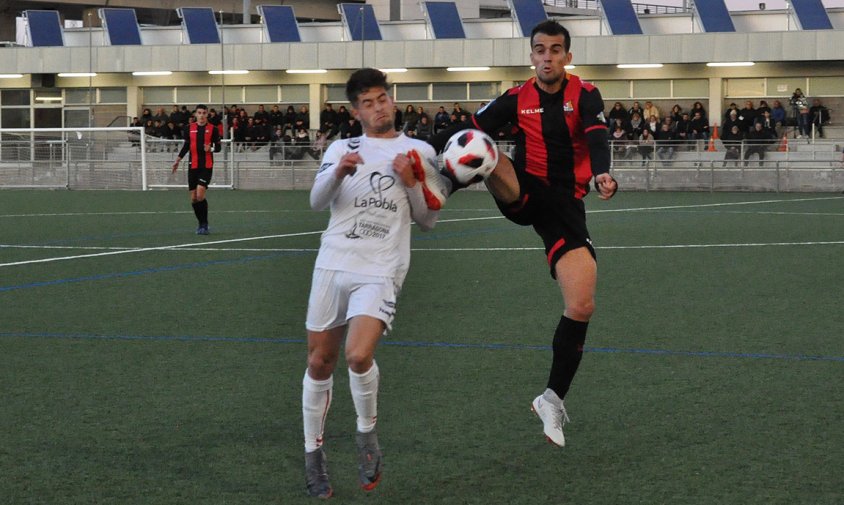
[564,100,574,113]
[520,107,544,115]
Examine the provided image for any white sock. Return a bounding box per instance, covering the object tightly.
[302,371,333,453]
[349,361,379,433]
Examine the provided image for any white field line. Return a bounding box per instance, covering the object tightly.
[2,195,842,268]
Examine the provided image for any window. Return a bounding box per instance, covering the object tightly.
[1,90,30,106]
[395,84,428,102]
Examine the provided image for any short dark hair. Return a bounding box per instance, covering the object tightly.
[346,68,389,106]
[530,20,571,52]
[195,104,208,111]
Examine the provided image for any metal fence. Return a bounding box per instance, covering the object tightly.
[610,138,844,192]
[0,129,841,192]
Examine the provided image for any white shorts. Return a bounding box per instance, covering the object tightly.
[305,268,400,332]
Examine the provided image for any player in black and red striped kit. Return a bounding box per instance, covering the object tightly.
[431,20,618,447]
[172,104,222,235]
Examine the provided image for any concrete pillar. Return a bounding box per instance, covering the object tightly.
[309,82,322,131]
[709,77,722,131]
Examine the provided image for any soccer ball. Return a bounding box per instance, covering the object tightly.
[442,129,499,185]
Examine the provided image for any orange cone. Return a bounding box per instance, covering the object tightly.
[778,134,788,152]
[707,124,719,152]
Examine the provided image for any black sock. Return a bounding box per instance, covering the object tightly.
[198,199,208,226]
[191,200,203,225]
[547,315,589,400]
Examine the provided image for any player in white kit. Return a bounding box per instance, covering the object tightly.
[301,68,448,499]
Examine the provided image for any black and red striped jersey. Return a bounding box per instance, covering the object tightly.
[178,122,222,170]
[472,74,610,198]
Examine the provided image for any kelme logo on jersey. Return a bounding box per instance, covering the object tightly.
[520,107,544,115]
[563,100,574,112]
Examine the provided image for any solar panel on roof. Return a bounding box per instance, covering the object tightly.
[258,5,302,43]
[339,4,383,41]
[693,0,736,32]
[598,0,644,35]
[177,7,221,44]
[25,10,64,47]
[100,8,143,45]
[424,2,466,39]
[791,0,833,30]
[508,0,548,37]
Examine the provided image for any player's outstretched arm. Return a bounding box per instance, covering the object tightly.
[393,153,438,231]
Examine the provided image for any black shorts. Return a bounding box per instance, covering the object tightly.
[187,168,213,190]
[494,166,595,278]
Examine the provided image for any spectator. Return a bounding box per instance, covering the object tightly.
[744,122,776,166]
[611,125,630,159]
[629,111,644,139]
[295,105,310,131]
[646,114,659,135]
[269,105,284,128]
[337,105,351,125]
[638,128,655,165]
[393,105,403,131]
[283,105,297,132]
[320,103,339,137]
[141,108,153,124]
[689,110,709,143]
[434,106,451,133]
[656,122,677,163]
[721,124,744,165]
[452,102,464,117]
[339,117,362,139]
[254,104,270,124]
[789,88,810,138]
[723,110,741,134]
[675,112,691,150]
[809,99,830,138]
[722,102,738,123]
[415,115,433,140]
[691,101,707,123]
[738,100,756,132]
[771,100,787,127]
[669,104,683,125]
[153,107,168,125]
[757,100,771,117]
[754,109,776,136]
[403,104,418,132]
[644,101,660,122]
[628,101,644,119]
[608,102,629,126]
[416,106,428,123]
[254,118,272,148]
[169,105,186,128]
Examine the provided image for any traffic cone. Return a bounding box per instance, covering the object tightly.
[778,134,788,152]
[707,124,719,152]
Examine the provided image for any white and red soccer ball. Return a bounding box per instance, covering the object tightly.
[443,129,499,185]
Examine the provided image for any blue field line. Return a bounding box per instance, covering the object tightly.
[1,331,841,362]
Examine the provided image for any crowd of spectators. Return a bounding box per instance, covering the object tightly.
[136,95,831,163]
[606,94,831,166]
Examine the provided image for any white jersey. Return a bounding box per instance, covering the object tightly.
[311,133,438,285]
